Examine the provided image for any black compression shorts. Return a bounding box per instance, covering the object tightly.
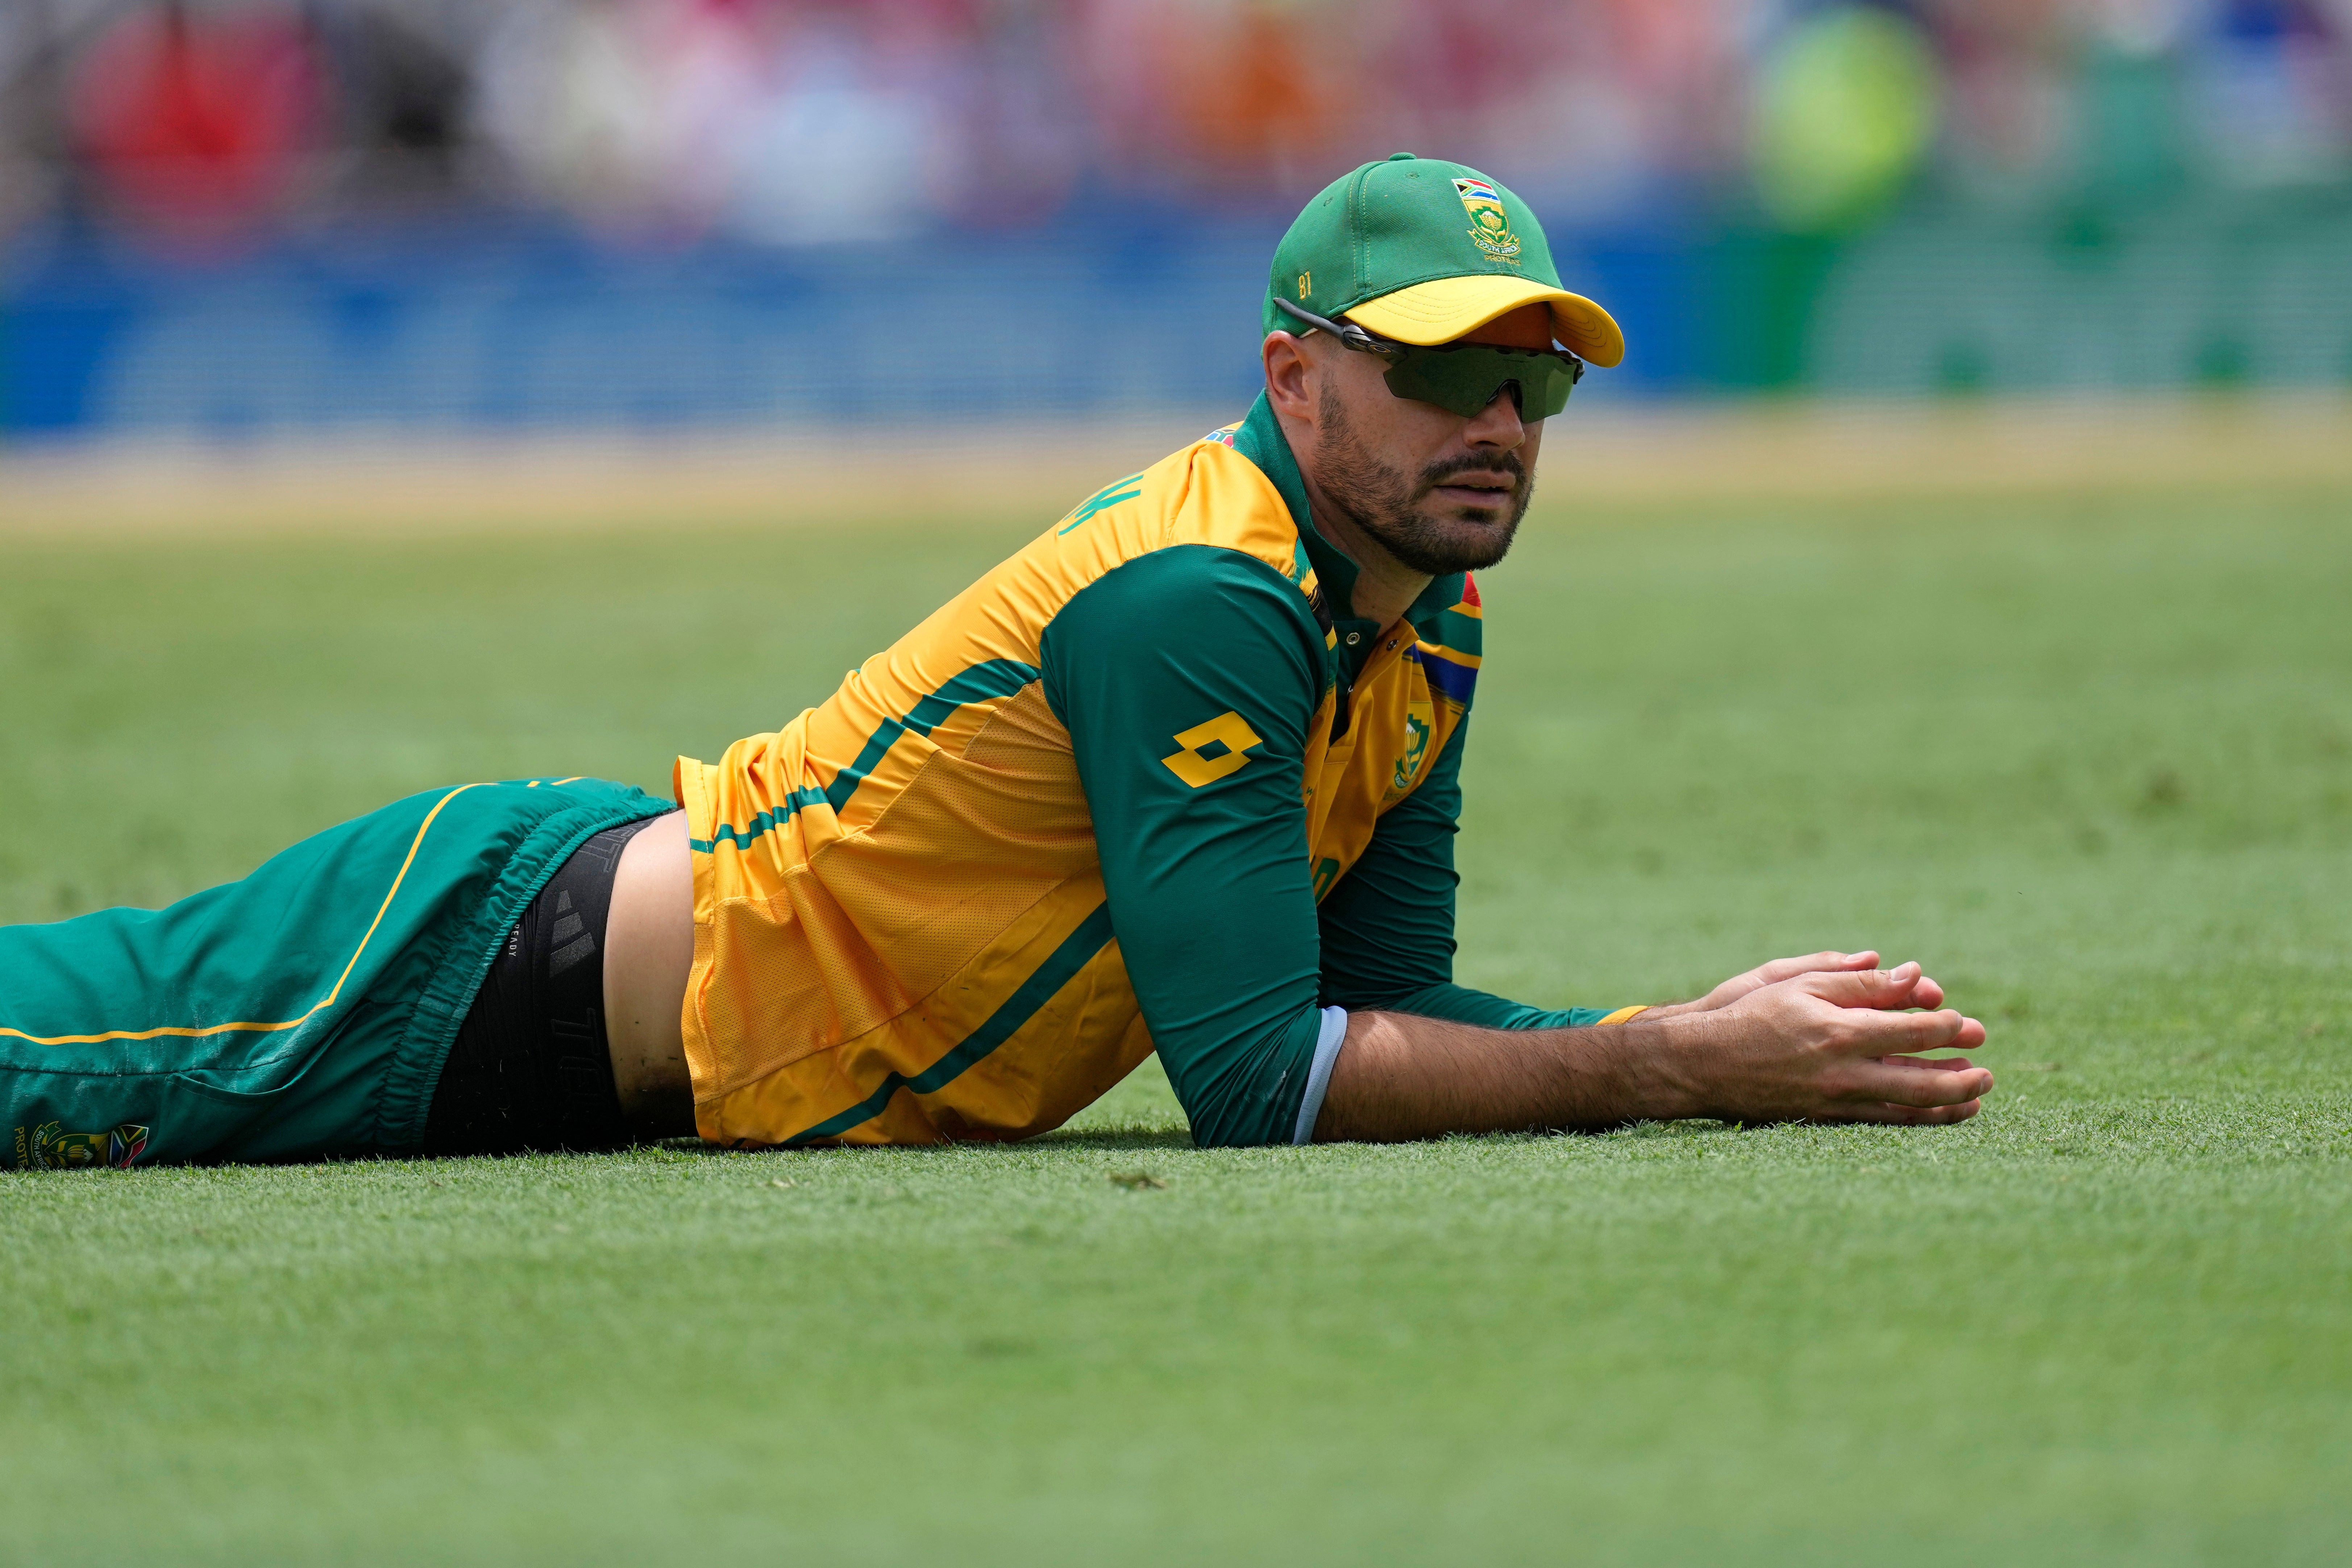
[420,812,669,1155]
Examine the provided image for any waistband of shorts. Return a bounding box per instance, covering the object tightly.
[375,783,678,1150]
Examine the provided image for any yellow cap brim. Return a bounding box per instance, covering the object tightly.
[1346,274,1625,368]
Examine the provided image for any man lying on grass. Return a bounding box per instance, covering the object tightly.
[2,155,1990,1170]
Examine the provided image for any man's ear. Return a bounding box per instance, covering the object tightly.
[1262,331,1317,424]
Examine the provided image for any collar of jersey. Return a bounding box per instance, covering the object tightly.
[1230,392,1470,675]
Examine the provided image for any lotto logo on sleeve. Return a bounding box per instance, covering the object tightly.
[1162,711,1265,787]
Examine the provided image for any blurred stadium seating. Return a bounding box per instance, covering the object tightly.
[0,0,2348,441]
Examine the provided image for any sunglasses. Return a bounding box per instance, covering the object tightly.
[1273,296,1585,420]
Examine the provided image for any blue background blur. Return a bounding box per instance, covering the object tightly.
[3,0,2348,438]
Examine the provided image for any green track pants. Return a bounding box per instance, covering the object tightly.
[2,778,672,1168]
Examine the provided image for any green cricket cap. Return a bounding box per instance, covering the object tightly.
[1263,153,1625,367]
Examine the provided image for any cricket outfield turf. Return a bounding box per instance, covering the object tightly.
[2,466,2347,1564]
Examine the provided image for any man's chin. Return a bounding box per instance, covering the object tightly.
[1379,511,1519,574]
[1431,503,1516,532]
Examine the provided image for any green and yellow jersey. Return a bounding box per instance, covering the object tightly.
[673,394,1637,1150]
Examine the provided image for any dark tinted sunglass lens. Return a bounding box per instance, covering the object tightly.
[1524,360,1576,418]
[1383,358,1476,416]
[1382,346,1579,419]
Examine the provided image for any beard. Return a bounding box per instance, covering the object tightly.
[1312,386,1534,576]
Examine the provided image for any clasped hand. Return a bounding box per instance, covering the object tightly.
[1646,950,1991,1125]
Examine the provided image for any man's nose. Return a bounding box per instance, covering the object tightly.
[1463,388,1527,451]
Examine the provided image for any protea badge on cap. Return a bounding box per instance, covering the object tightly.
[1263,153,1625,367]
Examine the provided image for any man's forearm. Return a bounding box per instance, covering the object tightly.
[1310,966,1993,1142]
[1313,1010,1697,1142]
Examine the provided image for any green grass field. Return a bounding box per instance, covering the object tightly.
[3,466,2349,1564]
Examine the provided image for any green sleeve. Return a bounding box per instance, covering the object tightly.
[1317,717,1621,1030]
[1040,545,1333,1148]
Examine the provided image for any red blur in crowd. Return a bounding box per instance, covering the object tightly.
[71,3,324,244]
[12,0,2345,251]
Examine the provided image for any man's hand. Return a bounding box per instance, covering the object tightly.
[1315,961,1990,1141]
[1642,949,1948,1019]
[1669,962,1989,1126]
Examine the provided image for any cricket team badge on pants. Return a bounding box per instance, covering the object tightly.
[13,1120,151,1170]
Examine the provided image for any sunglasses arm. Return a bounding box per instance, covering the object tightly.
[1271,296,1406,363]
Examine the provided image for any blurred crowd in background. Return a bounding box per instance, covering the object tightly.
[1,0,2347,433]
[5,0,2348,245]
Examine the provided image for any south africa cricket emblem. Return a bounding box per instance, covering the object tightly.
[1453,178,1521,265]
[15,1120,150,1169]
[1392,706,1434,794]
